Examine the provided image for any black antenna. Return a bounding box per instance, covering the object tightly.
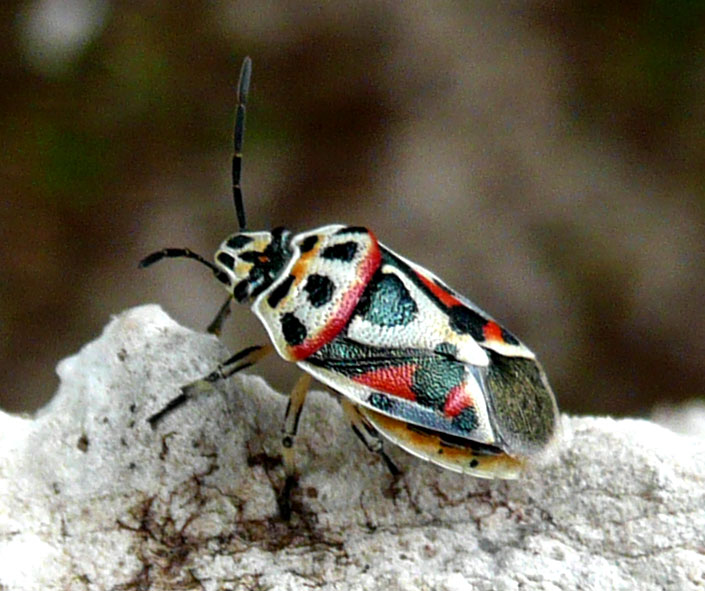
[232,56,252,230]
[139,248,230,286]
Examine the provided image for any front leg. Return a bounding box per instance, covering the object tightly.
[206,296,232,336]
[147,344,273,428]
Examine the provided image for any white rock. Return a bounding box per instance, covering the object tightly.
[653,401,705,438]
[0,305,703,590]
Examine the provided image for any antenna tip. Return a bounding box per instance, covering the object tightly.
[238,57,252,103]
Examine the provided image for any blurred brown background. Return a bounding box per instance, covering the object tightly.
[2,1,704,417]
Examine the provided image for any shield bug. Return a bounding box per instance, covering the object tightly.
[141,57,559,508]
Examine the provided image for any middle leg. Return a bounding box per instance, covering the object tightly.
[278,372,312,519]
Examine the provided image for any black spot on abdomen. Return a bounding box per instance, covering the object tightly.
[335,226,368,236]
[500,328,519,345]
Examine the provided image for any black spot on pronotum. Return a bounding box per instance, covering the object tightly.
[447,306,486,340]
[336,226,368,236]
[217,252,236,270]
[299,235,319,253]
[321,241,358,262]
[227,235,253,249]
[304,274,335,308]
[267,275,295,308]
[281,313,307,346]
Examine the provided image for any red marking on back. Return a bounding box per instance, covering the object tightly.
[443,383,473,417]
[290,231,382,360]
[352,365,417,401]
[482,321,504,343]
[415,271,463,308]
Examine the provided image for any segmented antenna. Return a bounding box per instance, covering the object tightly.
[232,56,252,230]
[139,248,230,286]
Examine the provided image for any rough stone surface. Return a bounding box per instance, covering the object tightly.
[653,401,705,439]
[1,305,704,590]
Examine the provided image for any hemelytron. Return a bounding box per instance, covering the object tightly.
[141,57,560,512]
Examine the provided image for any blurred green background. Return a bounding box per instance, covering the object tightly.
[2,1,704,418]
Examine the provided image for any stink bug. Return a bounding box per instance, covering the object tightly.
[141,57,559,503]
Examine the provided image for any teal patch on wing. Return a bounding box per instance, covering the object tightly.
[355,272,418,327]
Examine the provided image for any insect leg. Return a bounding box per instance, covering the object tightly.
[281,373,312,475]
[341,399,400,477]
[147,344,273,428]
[278,372,312,520]
[206,296,232,335]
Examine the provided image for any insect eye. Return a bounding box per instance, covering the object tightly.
[259,255,270,263]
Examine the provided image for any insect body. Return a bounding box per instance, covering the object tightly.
[142,57,559,495]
